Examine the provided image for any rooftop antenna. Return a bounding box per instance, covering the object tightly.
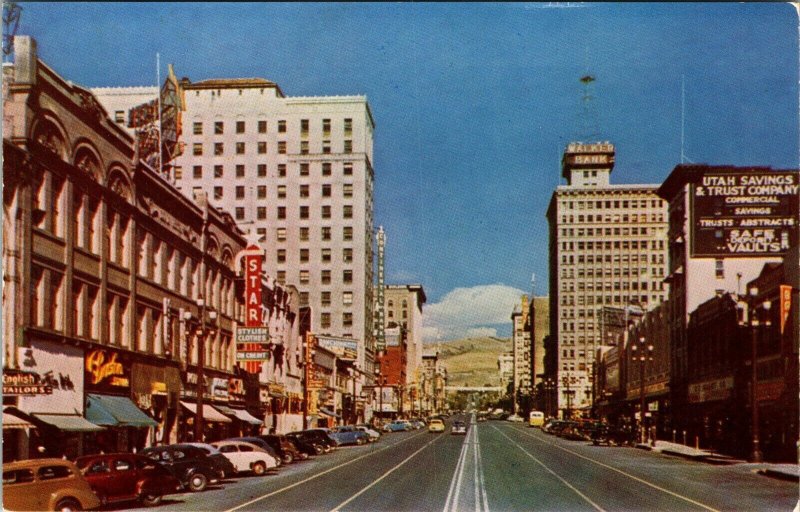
[2,2,22,63]
[680,75,694,164]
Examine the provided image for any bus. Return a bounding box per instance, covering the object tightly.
[528,410,545,427]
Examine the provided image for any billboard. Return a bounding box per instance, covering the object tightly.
[691,170,798,257]
[316,335,358,361]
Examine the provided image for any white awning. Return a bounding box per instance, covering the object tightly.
[180,401,231,423]
[230,408,263,426]
[3,408,34,430]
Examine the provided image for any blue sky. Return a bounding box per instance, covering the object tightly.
[16,2,798,340]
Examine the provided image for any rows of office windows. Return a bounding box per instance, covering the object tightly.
[191,118,353,137]
[560,240,665,251]
[560,198,662,210]
[558,293,667,310]
[559,213,665,224]
[319,312,354,329]
[179,161,355,180]
[253,225,355,242]
[190,139,353,156]
[275,266,355,285]
[230,204,355,222]
[561,266,665,278]
[207,183,355,203]
[560,226,655,237]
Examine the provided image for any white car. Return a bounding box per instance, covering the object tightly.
[354,425,381,442]
[211,440,279,475]
[507,414,524,422]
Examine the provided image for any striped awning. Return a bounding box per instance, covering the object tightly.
[180,401,231,423]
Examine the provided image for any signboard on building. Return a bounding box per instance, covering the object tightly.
[3,370,52,395]
[236,242,269,370]
[688,376,734,403]
[316,335,358,361]
[691,170,799,257]
[17,341,84,414]
[85,348,131,391]
[385,327,401,347]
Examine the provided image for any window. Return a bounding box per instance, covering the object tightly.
[344,162,353,175]
[300,163,310,176]
[278,164,286,177]
[322,162,332,176]
[344,140,352,153]
[300,206,309,219]
[300,227,309,241]
[322,140,331,154]
[277,206,286,219]
[114,111,125,123]
[258,120,267,133]
[321,248,331,262]
[257,164,267,177]
[235,207,245,220]
[277,249,286,263]
[214,121,224,134]
[278,120,286,133]
[301,119,309,134]
[300,249,309,262]
[278,141,287,154]
[322,184,332,197]
[256,227,266,237]
[321,227,331,241]
[321,205,331,219]
[321,312,331,328]
[322,118,331,134]
[277,271,286,284]
[321,291,331,307]
[299,270,310,284]
[343,184,353,197]
[257,207,267,220]
[257,185,267,199]
[300,292,309,306]
[236,142,245,155]
[236,120,245,133]
[258,141,267,154]
[300,185,310,198]
[343,312,353,327]
[343,227,353,241]
[214,187,223,200]
[343,205,353,219]
[235,186,245,199]
[193,122,203,135]
[193,143,203,156]
[300,141,309,154]
[193,166,202,179]
[214,143,224,155]
[343,248,353,262]
[344,118,352,134]
[715,259,724,279]
[321,270,331,284]
[277,185,286,198]
[343,269,353,283]
[214,165,224,178]
[236,164,245,178]
[276,228,286,241]
[343,291,353,305]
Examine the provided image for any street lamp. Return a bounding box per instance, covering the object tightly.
[562,376,575,420]
[542,378,556,418]
[737,286,771,463]
[185,298,217,442]
[631,336,653,445]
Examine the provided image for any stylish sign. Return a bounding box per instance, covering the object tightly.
[691,171,798,257]
[3,371,52,395]
[239,244,268,372]
[85,349,130,390]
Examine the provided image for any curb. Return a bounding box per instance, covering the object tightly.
[757,469,800,482]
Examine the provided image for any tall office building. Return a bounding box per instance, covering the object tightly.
[546,142,669,416]
[511,296,532,402]
[95,77,377,373]
[380,285,426,386]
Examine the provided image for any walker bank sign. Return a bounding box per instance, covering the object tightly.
[691,170,799,257]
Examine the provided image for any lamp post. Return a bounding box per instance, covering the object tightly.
[543,378,555,418]
[631,336,653,445]
[737,286,771,463]
[562,375,575,420]
[190,298,217,442]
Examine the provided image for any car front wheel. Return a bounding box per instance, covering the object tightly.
[252,461,266,476]
[55,498,82,512]
[188,472,208,492]
[282,453,294,465]
[141,494,163,507]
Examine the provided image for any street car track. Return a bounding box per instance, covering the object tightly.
[222,429,429,512]
[493,424,721,512]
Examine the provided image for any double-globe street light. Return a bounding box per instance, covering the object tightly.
[631,336,653,445]
[737,286,771,463]
[183,298,217,442]
[543,378,556,419]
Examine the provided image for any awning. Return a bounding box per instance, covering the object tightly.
[230,408,263,425]
[180,401,231,423]
[3,408,34,430]
[319,407,342,419]
[86,394,158,428]
[33,414,104,432]
[213,404,237,416]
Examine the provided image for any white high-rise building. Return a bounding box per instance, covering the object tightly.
[94,77,377,372]
[546,142,669,416]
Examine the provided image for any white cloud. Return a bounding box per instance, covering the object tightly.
[422,284,526,342]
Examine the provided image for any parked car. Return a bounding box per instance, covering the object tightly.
[283,434,318,458]
[74,453,182,507]
[3,458,102,512]
[354,424,381,442]
[299,429,339,452]
[542,419,566,434]
[383,421,410,433]
[256,435,303,464]
[210,440,278,475]
[287,431,329,455]
[507,414,524,423]
[428,419,446,433]
[451,421,468,435]
[223,437,283,467]
[329,426,370,446]
[140,444,223,492]
[181,442,237,478]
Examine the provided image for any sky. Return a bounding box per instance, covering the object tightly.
[14,2,799,341]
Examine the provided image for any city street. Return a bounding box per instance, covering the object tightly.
[122,416,796,512]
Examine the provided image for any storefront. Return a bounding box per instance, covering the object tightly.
[131,361,181,446]
[17,341,102,459]
[216,376,263,437]
[180,371,232,442]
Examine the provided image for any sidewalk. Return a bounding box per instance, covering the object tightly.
[634,440,799,481]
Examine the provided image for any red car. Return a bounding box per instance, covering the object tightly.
[74,453,182,507]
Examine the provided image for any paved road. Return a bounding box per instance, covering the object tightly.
[123,415,797,512]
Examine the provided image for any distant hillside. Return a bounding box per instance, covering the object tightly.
[437,337,511,388]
